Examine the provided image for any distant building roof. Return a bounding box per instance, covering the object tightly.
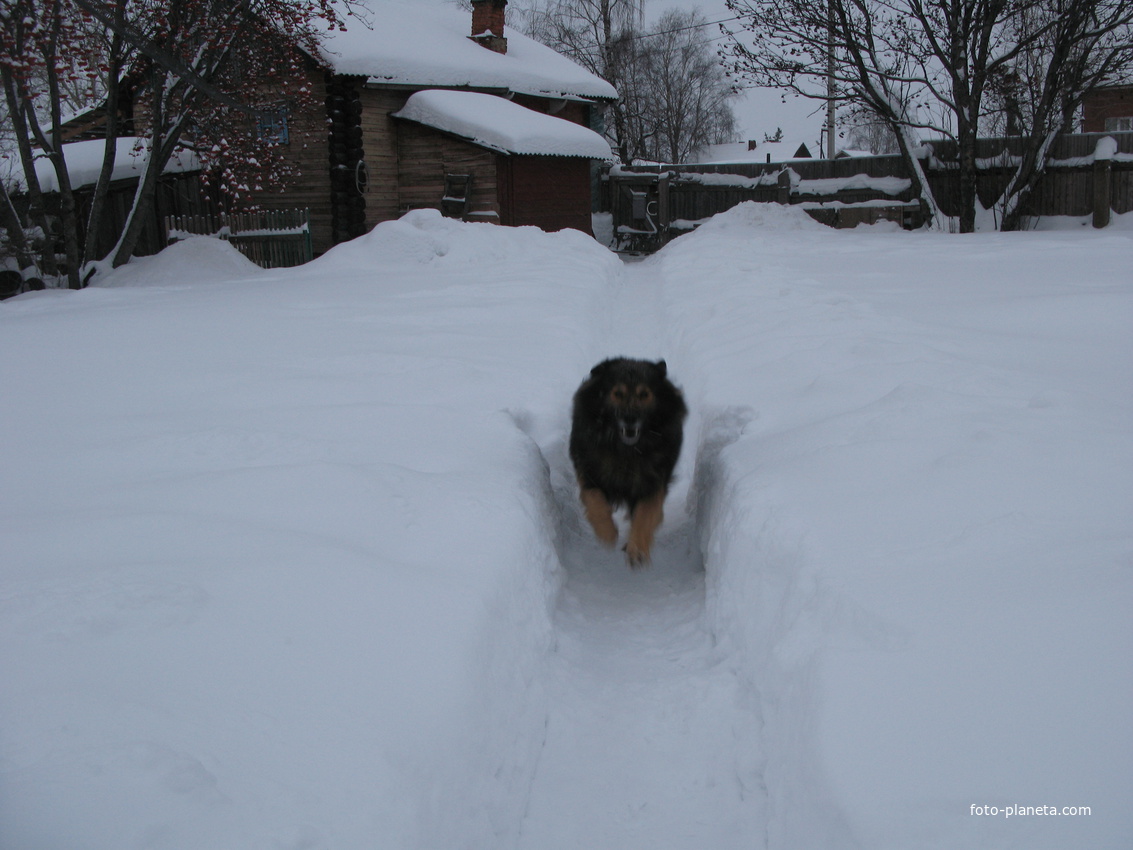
[314,0,618,102]
[689,140,814,164]
[392,90,613,159]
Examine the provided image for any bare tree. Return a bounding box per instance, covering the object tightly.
[842,104,900,154]
[1,0,90,287]
[991,0,1132,229]
[635,10,738,163]
[524,0,645,163]
[723,0,950,227]
[522,2,736,164]
[723,0,1133,231]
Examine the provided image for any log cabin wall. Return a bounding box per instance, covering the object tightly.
[270,68,333,254]
[358,87,408,229]
[215,59,336,255]
[325,75,368,247]
[115,53,339,254]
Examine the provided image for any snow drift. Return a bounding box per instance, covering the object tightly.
[656,203,1133,849]
[2,206,1130,849]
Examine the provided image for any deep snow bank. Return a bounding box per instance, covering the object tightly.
[654,202,1133,849]
[0,211,620,849]
[3,204,1130,849]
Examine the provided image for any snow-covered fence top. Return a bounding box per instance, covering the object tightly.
[923,130,1133,168]
[607,131,1133,249]
[607,163,921,251]
[165,209,312,269]
[667,168,913,197]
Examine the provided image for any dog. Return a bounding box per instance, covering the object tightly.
[569,357,687,567]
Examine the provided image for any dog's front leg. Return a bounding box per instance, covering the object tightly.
[625,489,665,568]
[580,487,618,546]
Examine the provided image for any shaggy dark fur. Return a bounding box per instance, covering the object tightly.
[569,357,687,567]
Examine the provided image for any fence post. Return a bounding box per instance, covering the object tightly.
[1092,136,1116,229]
[777,168,792,205]
[303,209,312,262]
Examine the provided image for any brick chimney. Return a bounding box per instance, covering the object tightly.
[470,0,508,54]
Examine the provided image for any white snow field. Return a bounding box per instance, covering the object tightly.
[2,206,1131,849]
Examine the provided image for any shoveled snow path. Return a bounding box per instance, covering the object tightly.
[517,260,765,849]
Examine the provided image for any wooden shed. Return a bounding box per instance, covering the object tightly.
[391,89,612,234]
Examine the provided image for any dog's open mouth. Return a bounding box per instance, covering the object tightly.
[618,420,642,446]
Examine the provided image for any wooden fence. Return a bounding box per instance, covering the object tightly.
[608,131,1133,251]
[608,162,921,251]
[164,209,313,269]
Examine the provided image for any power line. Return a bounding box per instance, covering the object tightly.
[616,14,744,44]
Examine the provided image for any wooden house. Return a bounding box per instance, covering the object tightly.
[252,0,617,252]
[38,0,615,263]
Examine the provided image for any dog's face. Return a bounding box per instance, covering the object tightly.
[590,358,667,447]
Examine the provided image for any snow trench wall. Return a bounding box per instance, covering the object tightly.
[410,420,563,848]
[0,212,623,850]
[690,417,860,850]
[654,206,872,849]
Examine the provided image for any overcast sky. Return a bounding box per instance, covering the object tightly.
[642,0,826,148]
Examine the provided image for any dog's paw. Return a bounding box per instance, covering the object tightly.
[623,541,651,569]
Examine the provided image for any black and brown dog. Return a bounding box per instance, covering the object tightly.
[569,357,687,567]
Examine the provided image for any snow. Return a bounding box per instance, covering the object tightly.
[615,167,911,197]
[972,138,1133,170]
[675,169,780,188]
[1095,135,1119,161]
[800,198,921,209]
[392,90,613,159]
[2,205,1131,849]
[794,173,911,196]
[314,0,617,102]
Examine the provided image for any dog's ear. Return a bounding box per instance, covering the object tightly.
[655,359,667,379]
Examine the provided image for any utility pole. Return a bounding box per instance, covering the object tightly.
[826,0,836,158]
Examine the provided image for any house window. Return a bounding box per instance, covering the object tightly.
[257,106,290,145]
[1104,116,1133,132]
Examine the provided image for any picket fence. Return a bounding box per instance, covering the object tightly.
[164,209,312,269]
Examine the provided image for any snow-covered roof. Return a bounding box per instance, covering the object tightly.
[691,140,814,164]
[835,148,876,159]
[392,90,613,159]
[315,0,617,102]
[4,137,200,194]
